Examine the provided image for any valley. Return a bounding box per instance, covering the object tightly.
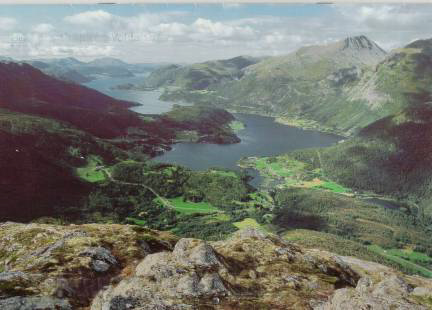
[2,15,432,307]
[73,34,432,280]
[77,67,432,279]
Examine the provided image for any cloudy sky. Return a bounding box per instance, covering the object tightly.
[0,4,431,63]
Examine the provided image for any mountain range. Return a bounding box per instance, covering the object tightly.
[140,35,432,136]
[1,56,161,84]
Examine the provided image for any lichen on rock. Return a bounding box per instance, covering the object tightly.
[2,224,432,309]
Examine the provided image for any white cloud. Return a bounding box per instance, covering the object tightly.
[191,18,255,41]
[33,23,54,33]
[357,5,419,25]
[0,17,16,31]
[337,4,430,29]
[222,3,242,9]
[64,10,113,26]
[4,5,432,63]
[150,22,188,37]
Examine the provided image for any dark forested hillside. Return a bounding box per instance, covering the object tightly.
[0,109,126,220]
[0,62,242,221]
[0,62,145,138]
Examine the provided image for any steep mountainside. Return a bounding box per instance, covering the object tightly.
[301,103,432,214]
[0,62,143,138]
[0,108,128,220]
[285,39,432,211]
[156,36,391,134]
[1,224,432,309]
[130,55,260,91]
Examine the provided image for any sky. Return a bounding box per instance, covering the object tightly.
[0,3,431,63]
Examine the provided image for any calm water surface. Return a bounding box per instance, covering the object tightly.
[84,74,190,114]
[85,76,342,186]
[155,113,341,185]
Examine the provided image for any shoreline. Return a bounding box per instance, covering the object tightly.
[226,108,351,138]
[106,83,350,139]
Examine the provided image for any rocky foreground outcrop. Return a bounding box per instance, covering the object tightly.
[1,223,432,309]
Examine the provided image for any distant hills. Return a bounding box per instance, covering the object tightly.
[121,55,262,91]
[140,36,396,134]
[1,56,161,84]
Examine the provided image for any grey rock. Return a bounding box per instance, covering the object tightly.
[138,240,152,256]
[231,228,268,240]
[109,296,139,310]
[317,275,426,310]
[135,252,174,280]
[198,273,229,296]
[91,260,111,273]
[356,277,373,294]
[80,247,117,273]
[412,286,432,297]
[372,275,413,297]
[282,275,301,289]
[80,247,117,265]
[173,239,220,269]
[0,296,71,310]
[175,273,200,297]
[80,247,117,266]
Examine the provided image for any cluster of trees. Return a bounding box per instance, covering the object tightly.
[183,170,251,209]
[265,187,432,255]
[81,161,255,239]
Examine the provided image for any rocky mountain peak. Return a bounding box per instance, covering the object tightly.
[343,35,386,54]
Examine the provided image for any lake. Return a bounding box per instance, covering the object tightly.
[84,74,190,114]
[85,76,342,186]
[154,113,341,186]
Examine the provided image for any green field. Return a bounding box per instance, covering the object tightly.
[209,169,237,178]
[368,245,432,278]
[229,120,245,132]
[314,181,349,193]
[242,155,350,195]
[254,157,305,178]
[163,197,220,214]
[76,155,107,183]
[205,213,231,223]
[126,217,146,226]
[233,218,265,230]
[387,248,432,266]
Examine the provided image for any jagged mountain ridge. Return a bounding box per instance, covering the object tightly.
[295,37,432,209]
[147,35,393,134]
[134,55,261,91]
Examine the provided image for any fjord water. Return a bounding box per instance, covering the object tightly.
[155,113,341,185]
[85,76,342,185]
[84,74,190,114]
